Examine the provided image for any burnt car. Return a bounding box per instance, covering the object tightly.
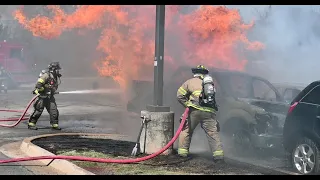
[127,66,290,156]
[273,83,305,104]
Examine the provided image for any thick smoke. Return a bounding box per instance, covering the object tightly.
[4,5,320,84]
[0,5,101,77]
[187,5,320,156]
[4,5,320,157]
[234,5,320,85]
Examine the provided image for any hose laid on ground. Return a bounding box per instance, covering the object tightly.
[0,94,189,164]
[0,95,39,127]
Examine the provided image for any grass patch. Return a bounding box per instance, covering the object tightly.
[57,150,191,175]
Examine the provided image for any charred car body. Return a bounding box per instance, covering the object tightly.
[272,83,305,104]
[127,66,290,154]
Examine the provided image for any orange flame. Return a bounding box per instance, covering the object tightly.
[13,5,264,89]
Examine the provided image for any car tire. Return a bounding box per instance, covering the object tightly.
[221,119,255,157]
[291,137,320,175]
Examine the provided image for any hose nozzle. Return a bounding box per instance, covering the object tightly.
[46,91,59,95]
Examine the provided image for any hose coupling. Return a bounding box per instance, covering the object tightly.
[140,116,151,125]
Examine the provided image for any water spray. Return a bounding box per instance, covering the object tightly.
[59,89,121,95]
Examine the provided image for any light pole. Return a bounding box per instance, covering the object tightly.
[146,5,170,112]
[141,5,174,155]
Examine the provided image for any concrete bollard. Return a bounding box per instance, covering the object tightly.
[140,110,175,155]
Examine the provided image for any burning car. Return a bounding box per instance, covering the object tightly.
[127,66,290,156]
[272,83,305,104]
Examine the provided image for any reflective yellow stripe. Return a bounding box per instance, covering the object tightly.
[192,90,202,97]
[34,89,39,95]
[28,122,36,126]
[52,124,59,128]
[189,90,202,101]
[38,87,44,92]
[37,78,45,84]
[213,150,224,157]
[185,101,215,112]
[178,87,187,95]
[178,148,189,156]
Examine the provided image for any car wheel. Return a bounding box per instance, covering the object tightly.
[291,137,320,175]
[221,119,254,157]
[232,128,252,150]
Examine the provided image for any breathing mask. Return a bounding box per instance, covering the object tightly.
[48,62,62,78]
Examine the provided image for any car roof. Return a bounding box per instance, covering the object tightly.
[292,80,320,103]
[210,69,253,78]
[272,82,306,90]
[176,66,256,78]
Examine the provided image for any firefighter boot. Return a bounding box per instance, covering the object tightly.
[28,122,38,130]
[213,150,224,163]
[213,156,224,163]
[51,124,61,130]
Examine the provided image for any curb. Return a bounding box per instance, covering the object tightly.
[20,133,132,175]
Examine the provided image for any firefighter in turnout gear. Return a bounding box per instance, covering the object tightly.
[28,62,62,130]
[177,65,224,161]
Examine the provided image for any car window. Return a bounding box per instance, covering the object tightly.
[283,88,301,103]
[283,89,293,102]
[252,79,277,101]
[301,85,320,105]
[228,75,252,98]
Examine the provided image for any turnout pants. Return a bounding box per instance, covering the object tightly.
[29,96,59,125]
[178,108,223,157]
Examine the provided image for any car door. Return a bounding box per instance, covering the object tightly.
[300,85,320,139]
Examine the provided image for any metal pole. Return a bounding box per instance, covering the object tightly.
[153,5,165,106]
[147,5,169,112]
[153,7,159,106]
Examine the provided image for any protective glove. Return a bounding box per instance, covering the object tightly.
[44,84,52,89]
[32,89,40,95]
[179,113,189,123]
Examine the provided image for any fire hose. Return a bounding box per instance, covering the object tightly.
[0,93,189,164]
[0,94,40,127]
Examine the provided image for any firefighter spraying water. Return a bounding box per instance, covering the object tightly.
[28,62,62,130]
[177,65,223,162]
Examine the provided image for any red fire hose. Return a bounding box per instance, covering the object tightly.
[0,95,40,127]
[0,94,189,164]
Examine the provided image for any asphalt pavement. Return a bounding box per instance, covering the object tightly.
[0,153,34,175]
[0,77,294,175]
[0,78,141,175]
